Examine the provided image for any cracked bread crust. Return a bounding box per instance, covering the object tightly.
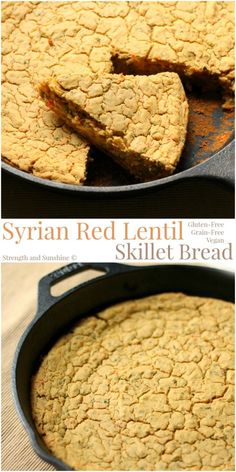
[39,72,188,181]
[1,84,89,184]
[1,1,234,185]
[31,293,234,470]
[1,3,90,185]
[113,1,235,105]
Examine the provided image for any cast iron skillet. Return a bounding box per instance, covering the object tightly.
[12,263,234,471]
[2,140,235,195]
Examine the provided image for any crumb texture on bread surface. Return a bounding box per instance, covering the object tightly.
[2,2,234,184]
[40,72,188,180]
[31,293,234,470]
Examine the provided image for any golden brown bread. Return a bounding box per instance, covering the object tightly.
[2,2,234,184]
[31,293,234,470]
[39,71,188,181]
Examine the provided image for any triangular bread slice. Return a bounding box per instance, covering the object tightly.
[39,72,188,181]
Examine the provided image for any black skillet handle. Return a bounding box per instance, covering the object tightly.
[37,262,134,315]
[188,141,235,186]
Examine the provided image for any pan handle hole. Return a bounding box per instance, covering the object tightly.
[50,269,106,297]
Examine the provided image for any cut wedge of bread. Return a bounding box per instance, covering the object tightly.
[39,72,188,181]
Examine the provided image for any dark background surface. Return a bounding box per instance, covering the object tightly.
[2,168,234,218]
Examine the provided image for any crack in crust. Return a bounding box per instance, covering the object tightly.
[31,293,234,470]
[1,1,235,185]
[39,72,188,181]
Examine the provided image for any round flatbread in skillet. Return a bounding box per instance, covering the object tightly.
[2,2,234,185]
[31,292,234,470]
